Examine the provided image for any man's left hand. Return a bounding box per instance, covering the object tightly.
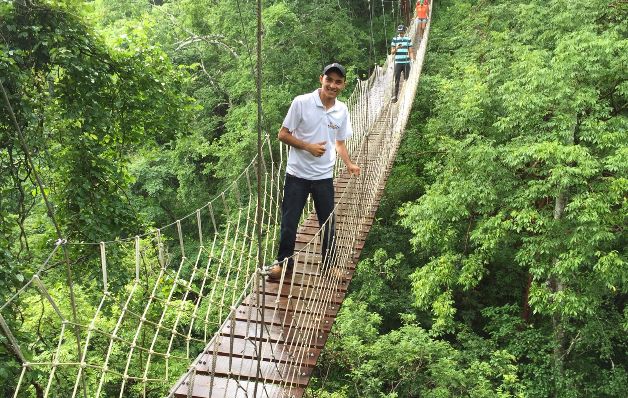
[348,163,361,176]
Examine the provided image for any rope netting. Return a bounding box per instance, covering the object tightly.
[1,10,431,398]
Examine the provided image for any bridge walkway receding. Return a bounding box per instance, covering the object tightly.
[171,104,404,398]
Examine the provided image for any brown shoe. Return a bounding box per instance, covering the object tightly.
[267,263,292,282]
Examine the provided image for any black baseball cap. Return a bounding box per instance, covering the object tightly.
[322,63,346,78]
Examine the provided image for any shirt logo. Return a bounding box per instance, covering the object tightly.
[328,122,340,130]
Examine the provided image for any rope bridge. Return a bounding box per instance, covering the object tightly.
[1,13,430,398]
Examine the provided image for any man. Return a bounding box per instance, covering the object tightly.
[268,63,361,281]
[415,0,430,38]
[390,24,415,103]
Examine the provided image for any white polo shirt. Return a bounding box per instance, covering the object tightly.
[283,89,353,180]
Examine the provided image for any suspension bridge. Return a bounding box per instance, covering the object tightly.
[1,7,431,398]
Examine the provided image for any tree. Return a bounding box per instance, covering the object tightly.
[1,1,192,393]
[310,0,627,396]
[398,0,627,396]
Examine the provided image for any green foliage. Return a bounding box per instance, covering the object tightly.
[393,0,627,396]
[0,0,193,394]
[314,0,626,396]
[311,300,526,397]
[1,0,193,244]
[352,249,410,316]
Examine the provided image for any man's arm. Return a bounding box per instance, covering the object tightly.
[335,140,361,176]
[278,126,326,157]
[390,37,398,54]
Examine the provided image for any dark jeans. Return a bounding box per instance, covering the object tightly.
[393,62,411,98]
[277,173,335,269]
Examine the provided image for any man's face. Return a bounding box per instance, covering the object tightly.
[319,70,346,101]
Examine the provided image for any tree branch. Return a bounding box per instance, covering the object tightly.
[174,34,240,58]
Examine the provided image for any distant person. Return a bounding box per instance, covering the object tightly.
[390,24,415,103]
[415,0,430,38]
[268,63,361,282]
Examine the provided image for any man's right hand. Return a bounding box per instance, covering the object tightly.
[307,141,327,157]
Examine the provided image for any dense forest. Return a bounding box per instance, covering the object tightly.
[1,0,626,397]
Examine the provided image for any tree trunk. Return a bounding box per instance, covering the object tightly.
[551,115,577,396]
[401,0,411,26]
[552,190,567,394]
[521,273,532,325]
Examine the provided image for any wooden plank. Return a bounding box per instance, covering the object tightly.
[234,304,336,333]
[172,375,302,398]
[265,268,354,291]
[288,255,357,276]
[194,356,312,386]
[294,230,369,245]
[218,319,328,348]
[256,282,345,310]
[294,240,364,253]
[269,264,355,284]
[203,336,321,367]
[243,294,341,318]
[261,281,346,304]
[298,224,371,236]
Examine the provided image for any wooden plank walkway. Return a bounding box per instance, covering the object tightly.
[171,104,400,398]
